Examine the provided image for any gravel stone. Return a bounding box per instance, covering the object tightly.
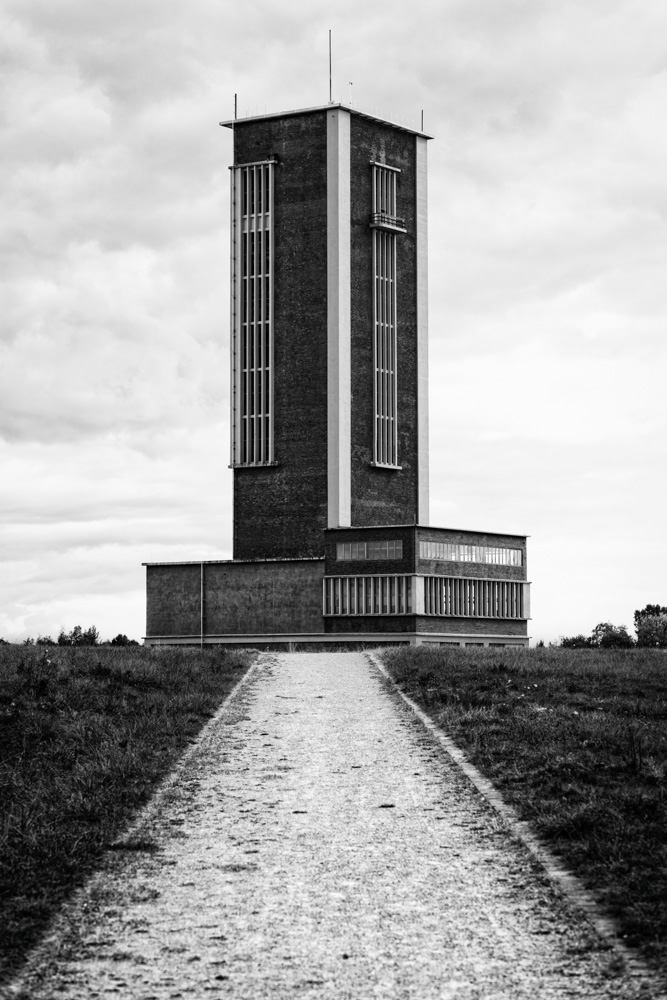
[6,652,664,999]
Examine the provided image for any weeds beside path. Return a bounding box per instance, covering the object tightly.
[0,644,255,984]
[381,646,667,978]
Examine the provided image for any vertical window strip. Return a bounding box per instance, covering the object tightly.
[372,166,398,467]
[323,576,414,615]
[420,578,528,619]
[231,161,274,467]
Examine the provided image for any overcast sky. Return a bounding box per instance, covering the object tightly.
[2,0,666,643]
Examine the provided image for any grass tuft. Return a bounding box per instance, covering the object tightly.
[381,645,667,976]
[0,643,254,983]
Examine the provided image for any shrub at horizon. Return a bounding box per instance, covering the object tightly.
[559,633,594,649]
[560,622,634,648]
[57,624,100,647]
[636,615,667,648]
[17,630,141,647]
[110,633,139,646]
[635,605,667,648]
[591,621,634,648]
[635,603,667,626]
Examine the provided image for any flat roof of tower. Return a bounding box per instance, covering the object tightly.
[220,102,433,139]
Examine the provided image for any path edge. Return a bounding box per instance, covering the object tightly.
[367,650,655,982]
[109,651,268,846]
[1,653,268,999]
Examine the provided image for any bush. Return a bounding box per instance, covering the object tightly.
[57,625,100,647]
[636,615,667,649]
[560,623,635,649]
[635,604,667,630]
[560,634,594,649]
[591,622,635,649]
[109,634,139,647]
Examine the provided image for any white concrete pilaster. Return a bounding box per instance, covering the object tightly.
[415,136,430,525]
[327,109,351,528]
[413,575,425,614]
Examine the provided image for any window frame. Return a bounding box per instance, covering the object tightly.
[230,159,276,468]
[370,162,403,470]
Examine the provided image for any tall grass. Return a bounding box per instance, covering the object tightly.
[0,644,254,983]
[381,645,667,976]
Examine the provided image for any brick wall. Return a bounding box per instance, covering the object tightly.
[416,616,528,636]
[233,112,329,560]
[146,560,527,639]
[349,116,419,527]
[146,564,201,637]
[323,525,416,575]
[326,615,416,634]
[145,560,325,638]
[325,615,527,636]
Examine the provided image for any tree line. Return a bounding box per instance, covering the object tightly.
[2,626,140,647]
[560,604,667,649]
[3,607,666,651]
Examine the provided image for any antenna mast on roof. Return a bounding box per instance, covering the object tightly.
[329,30,332,103]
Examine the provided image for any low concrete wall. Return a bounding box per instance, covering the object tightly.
[145,559,325,639]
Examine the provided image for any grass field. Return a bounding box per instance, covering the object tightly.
[381,645,667,976]
[0,643,255,984]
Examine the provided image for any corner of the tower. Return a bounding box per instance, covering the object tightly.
[416,134,429,525]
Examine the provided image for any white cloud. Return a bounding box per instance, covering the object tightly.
[1,0,666,643]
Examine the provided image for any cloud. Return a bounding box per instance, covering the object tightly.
[1,0,666,643]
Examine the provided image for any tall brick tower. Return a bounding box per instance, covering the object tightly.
[143,103,530,649]
[226,105,429,560]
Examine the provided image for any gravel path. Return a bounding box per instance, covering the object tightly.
[7,651,663,999]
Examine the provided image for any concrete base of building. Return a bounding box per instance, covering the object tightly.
[143,632,530,649]
[143,526,530,650]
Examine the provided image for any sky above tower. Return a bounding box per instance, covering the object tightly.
[2,0,666,643]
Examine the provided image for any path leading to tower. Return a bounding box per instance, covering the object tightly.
[8,652,661,999]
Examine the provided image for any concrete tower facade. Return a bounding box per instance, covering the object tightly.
[143,103,531,648]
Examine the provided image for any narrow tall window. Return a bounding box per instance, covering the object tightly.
[370,163,405,468]
[230,160,275,466]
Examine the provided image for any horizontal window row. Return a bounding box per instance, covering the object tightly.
[324,575,412,616]
[336,540,403,561]
[424,577,528,619]
[419,541,522,567]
